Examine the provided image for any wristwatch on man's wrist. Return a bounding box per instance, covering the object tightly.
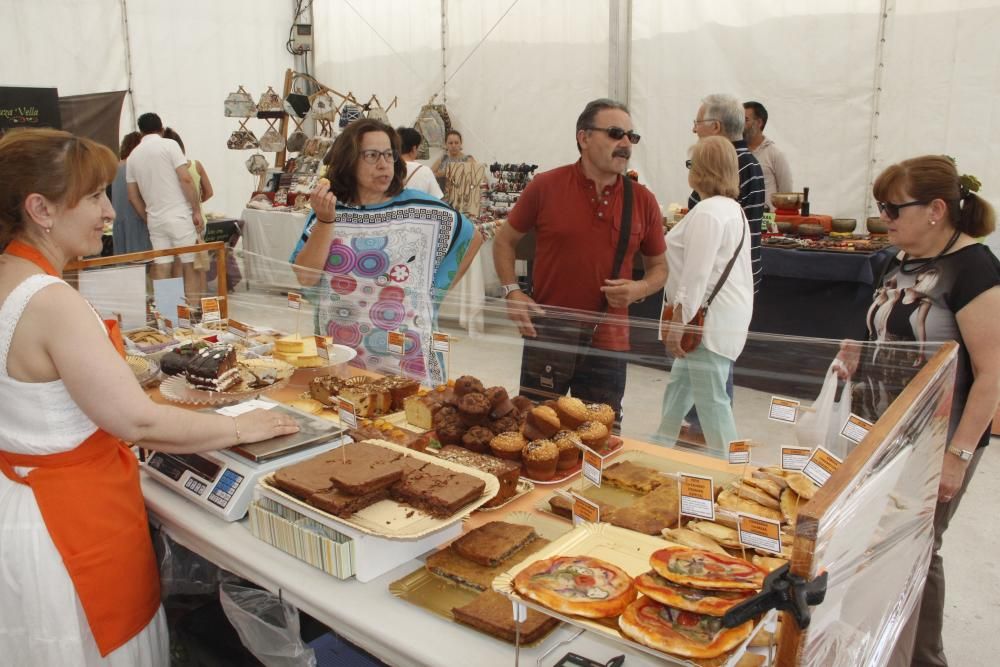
[501,283,522,298]
[947,446,975,462]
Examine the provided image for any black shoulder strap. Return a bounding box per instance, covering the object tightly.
[704,207,747,308]
[611,176,633,280]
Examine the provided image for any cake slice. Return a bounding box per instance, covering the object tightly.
[184,344,240,391]
[452,590,559,644]
[603,460,669,494]
[605,484,680,535]
[271,451,343,499]
[390,462,485,518]
[452,521,537,567]
[436,445,520,509]
[307,487,390,518]
[326,442,405,495]
[426,536,551,591]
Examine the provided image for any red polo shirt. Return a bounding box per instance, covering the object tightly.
[507,160,666,351]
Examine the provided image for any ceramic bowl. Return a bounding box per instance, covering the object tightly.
[775,221,794,234]
[771,192,804,210]
[867,217,888,234]
[831,218,857,233]
[797,223,825,238]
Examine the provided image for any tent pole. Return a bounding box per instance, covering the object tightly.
[119,0,137,130]
[864,0,894,220]
[441,0,448,104]
[608,0,632,105]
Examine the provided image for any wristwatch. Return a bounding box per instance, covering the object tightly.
[501,283,522,298]
[947,446,974,462]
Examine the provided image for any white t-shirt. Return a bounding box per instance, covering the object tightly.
[125,134,192,223]
[404,161,444,199]
[664,195,754,361]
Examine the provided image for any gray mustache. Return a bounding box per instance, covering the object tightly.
[613,149,631,159]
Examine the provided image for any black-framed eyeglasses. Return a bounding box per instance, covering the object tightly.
[685,159,692,170]
[586,126,641,144]
[360,149,397,164]
[876,200,926,220]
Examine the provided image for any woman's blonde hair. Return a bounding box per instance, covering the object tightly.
[689,136,739,200]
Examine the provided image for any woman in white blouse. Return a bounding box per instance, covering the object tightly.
[657,136,754,453]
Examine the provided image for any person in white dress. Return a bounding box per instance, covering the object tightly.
[657,136,754,454]
[0,129,299,666]
[397,126,444,198]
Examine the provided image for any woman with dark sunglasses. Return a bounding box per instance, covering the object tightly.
[836,155,1000,667]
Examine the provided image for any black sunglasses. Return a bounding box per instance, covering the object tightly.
[685,159,692,170]
[586,126,641,144]
[876,200,926,220]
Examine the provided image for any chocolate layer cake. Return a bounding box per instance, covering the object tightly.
[160,341,210,376]
[452,591,559,644]
[452,521,537,567]
[390,462,485,518]
[436,446,520,509]
[307,487,390,518]
[184,344,239,391]
[327,442,405,495]
[426,536,551,591]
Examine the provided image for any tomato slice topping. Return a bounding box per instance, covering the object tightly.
[574,574,596,588]
[676,611,701,627]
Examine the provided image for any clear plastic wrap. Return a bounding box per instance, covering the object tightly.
[155,529,236,598]
[219,582,316,667]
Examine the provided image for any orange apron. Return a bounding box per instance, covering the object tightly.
[0,240,160,656]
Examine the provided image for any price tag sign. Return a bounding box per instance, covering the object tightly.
[571,493,600,526]
[163,318,174,336]
[738,514,783,555]
[802,446,843,487]
[841,413,874,444]
[762,211,777,233]
[287,292,303,310]
[679,474,715,520]
[314,336,329,361]
[387,331,405,355]
[581,448,605,487]
[200,297,221,323]
[432,331,450,353]
[176,305,191,329]
[728,440,751,465]
[227,319,250,338]
[337,397,358,429]
[768,397,800,423]
[781,447,811,471]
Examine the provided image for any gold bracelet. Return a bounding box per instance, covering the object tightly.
[232,416,242,444]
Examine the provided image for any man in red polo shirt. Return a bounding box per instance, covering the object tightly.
[493,99,667,426]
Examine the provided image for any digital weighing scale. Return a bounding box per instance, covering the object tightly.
[143,401,348,521]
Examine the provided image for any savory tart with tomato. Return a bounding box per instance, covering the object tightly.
[618,596,753,658]
[650,547,766,590]
[512,555,637,618]
[634,571,754,616]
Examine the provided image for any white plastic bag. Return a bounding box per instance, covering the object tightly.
[796,360,853,458]
[219,583,316,667]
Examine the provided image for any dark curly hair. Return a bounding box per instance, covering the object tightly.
[322,119,405,203]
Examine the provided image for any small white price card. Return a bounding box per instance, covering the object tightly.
[163,317,174,335]
[728,440,751,465]
[738,514,783,555]
[581,448,605,487]
[200,297,221,323]
[571,493,600,526]
[387,331,405,355]
[337,397,358,428]
[432,331,450,353]
[227,319,250,338]
[287,292,303,310]
[802,446,843,488]
[314,335,329,361]
[781,447,811,471]
[841,413,874,444]
[176,305,191,329]
[768,397,800,423]
[679,473,715,520]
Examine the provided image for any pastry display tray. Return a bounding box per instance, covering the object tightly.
[492,522,772,667]
[388,511,571,646]
[257,439,500,539]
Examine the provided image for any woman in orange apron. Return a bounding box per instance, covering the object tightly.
[0,130,299,664]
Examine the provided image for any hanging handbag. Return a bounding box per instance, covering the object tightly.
[415,105,446,148]
[286,129,308,153]
[258,126,285,152]
[224,85,256,118]
[256,86,284,119]
[660,209,747,352]
[339,103,363,128]
[308,91,337,121]
[284,92,311,118]
[245,153,269,176]
[227,127,258,150]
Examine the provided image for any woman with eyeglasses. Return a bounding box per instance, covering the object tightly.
[291,119,482,385]
[835,155,1000,667]
[655,137,753,454]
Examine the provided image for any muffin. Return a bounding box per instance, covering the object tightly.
[524,406,561,440]
[432,405,459,430]
[461,425,494,454]
[585,403,616,429]
[485,386,516,418]
[454,375,485,397]
[490,431,527,462]
[552,430,583,470]
[488,414,520,435]
[554,396,589,429]
[511,395,535,413]
[576,420,610,452]
[522,439,559,481]
[458,392,491,426]
[437,415,467,446]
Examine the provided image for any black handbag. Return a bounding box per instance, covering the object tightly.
[519,177,634,400]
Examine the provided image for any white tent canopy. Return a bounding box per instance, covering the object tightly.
[5,0,1000,252]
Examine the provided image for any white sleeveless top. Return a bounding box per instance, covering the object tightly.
[0,274,98,455]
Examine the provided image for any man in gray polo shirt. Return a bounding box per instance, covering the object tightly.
[743,101,793,210]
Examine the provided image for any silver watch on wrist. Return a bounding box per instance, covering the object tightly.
[501,283,522,298]
[948,446,974,461]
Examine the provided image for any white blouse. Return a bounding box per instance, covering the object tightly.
[664,195,754,361]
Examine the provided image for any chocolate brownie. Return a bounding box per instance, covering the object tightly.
[436,445,520,509]
[271,451,341,499]
[307,487,390,518]
[452,521,537,567]
[426,536,551,591]
[390,462,485,518]
[326,442,405,495]
[452,591,559,644]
